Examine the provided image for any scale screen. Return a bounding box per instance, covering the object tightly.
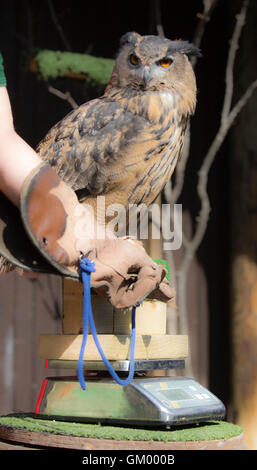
[159,388,193,401]
[131,377,226,426]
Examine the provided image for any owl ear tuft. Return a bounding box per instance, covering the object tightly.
[120,32,141,47]
[182,42,202,58]
[168,41,202,58]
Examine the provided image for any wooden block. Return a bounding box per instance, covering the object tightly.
[114,300,167,335]
[62,279,114,334]
[90,295,114,333]
[38,334,188,361]
[62,279,167,336]
[62,279,83,334]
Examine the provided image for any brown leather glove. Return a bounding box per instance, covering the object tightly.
[80,238,175,308]
[20,163,175,308]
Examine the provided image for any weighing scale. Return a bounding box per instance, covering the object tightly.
[35,359,225,427]
[35,260,225,429]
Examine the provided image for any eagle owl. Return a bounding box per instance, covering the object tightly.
[38,31,200,230]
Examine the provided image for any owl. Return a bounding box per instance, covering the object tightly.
[37,31,201,229]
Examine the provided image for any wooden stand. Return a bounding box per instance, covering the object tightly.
[38,278,188,363]
[1,271,246,451]
[0,423,246,450]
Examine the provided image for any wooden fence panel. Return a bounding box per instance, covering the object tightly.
[0,271,63,415]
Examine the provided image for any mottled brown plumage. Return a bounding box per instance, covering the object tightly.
[38,32,200,226]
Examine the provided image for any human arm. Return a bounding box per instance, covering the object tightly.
[0,86,42,207]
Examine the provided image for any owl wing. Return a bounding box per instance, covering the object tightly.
[37,96,152,199]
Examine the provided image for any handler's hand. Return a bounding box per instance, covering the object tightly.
[20,163,175,308]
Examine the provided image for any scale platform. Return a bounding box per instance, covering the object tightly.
[45,359,185,372]
[35,373,226,427]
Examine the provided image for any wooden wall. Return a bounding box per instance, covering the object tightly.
[0,272,62,415]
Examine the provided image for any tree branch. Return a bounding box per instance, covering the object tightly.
[176,0,255,336]
[191,0,219,68]
[47,0,72,52]
[48,85,78,109]
[164,0,218,209]
[191,1,253,258]
[154,0,165,36]
[164,1,218,249]
[221,0,249,125]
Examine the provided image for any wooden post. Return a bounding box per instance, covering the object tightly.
[230,0,257,450]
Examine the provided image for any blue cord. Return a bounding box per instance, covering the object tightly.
[78,257,136,390]
[77,258,95,390]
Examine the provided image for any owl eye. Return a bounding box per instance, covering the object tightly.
[129,54,140,66]
[158,57,173,68]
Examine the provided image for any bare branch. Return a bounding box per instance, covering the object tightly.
[154,0,165,37]
[47,85,78,110]
[189,79,257,255]
[228,78,257,125]
[176,78,257,334]
[47,0,72,52]
[164,0,218,249]
[200,78,257,182]
[192,3,254,258]
[165,0,218,205]
[176,0,255,338]
[221,0,249,125]
[191,0,219,68]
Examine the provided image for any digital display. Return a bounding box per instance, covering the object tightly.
[159,388,192,401]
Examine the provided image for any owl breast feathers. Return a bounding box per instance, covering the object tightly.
[37,31,200,222]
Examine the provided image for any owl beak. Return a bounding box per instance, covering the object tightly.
[143,67,151,87]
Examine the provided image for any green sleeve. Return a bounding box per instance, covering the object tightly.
[0,53,7,87]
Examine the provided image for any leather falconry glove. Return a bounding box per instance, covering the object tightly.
[20,163,175,308]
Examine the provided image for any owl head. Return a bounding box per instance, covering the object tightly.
[107,31,201,95]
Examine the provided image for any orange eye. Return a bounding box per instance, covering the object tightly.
[158,57,173,68]
[129,54,140,66]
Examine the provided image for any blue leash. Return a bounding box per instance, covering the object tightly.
[78,257,136,390]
